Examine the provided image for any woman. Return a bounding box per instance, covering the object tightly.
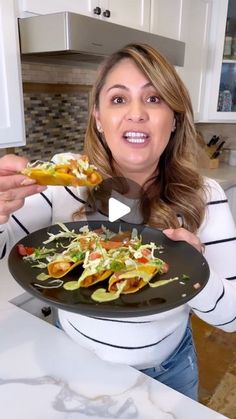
[0,44,236,401]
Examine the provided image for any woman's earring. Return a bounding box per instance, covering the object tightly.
[97,125,103,133]
[172,118,176,132]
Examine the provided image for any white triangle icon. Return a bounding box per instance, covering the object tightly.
[108,197,131,222]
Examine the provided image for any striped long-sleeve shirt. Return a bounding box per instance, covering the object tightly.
[1,156,236,369]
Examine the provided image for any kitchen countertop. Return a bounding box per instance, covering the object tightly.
[200,162,236,190]
[0,258,228,419]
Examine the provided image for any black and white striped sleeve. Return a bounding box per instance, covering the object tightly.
[188,177,236,332]
[0,188,52,260]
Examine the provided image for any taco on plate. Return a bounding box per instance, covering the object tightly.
[77,267,113,288]
[47,256,84,278]
[108,264,158,294]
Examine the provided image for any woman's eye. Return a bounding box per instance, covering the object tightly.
[147,96,160,103]
[111,96,125,104]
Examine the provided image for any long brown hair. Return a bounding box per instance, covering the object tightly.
[81,43,206,232]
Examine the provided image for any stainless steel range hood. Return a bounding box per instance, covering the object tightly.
[19,12,185,66]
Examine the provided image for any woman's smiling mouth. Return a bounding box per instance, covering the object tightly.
[123,131,149,144]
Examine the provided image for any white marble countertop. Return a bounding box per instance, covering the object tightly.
[0,259,228,419]
[200,162,236,190]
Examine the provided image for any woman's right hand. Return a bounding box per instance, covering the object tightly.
[0,154,47,224]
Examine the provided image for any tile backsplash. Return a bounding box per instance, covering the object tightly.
[4,60,98,161]
[14,83,90,161]
[196,123,236,148]
[22,60,98,85]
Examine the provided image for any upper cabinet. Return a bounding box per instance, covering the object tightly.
[97,0,150,31]
[0,0,25,148]
[150,0,183,40]
[201,0,236,122]
[179,0,211,122]
[150,0,211,122]
[18,0,95,17]
[19,0,151,31]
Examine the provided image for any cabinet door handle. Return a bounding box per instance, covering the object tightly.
[93,6,101,15]
[103,9,111,18]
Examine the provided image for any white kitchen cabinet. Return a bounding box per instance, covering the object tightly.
[19,0,150,31]
[18,0,95,17]
[150,0,211,121]
[225,186,236,224]
[99,0,150,31]
[201,0,236,122]
[178,0,211,122]
[150,0,182,40]
[0,0,25,148]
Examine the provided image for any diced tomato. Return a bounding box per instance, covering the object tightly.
[79,237,89,250]
[162,262,169,273]
[141,248,151,257]
[17,244,35,256]
[137,256,149,264]
[88,251,102,260]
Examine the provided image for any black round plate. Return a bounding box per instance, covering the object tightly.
[8,221,209,317]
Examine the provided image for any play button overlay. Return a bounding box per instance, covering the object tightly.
[89,176,151,232]
[108,197,131,222]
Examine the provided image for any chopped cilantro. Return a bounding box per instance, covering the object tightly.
[182,274,190,280]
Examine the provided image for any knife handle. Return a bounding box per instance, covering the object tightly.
[215,141,225,152]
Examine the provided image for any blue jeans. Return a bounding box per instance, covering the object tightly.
[140,324,199,400]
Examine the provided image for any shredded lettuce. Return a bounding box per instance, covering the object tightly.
[24,223,176,301]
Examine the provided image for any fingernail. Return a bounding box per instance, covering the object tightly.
[20,178,36,186]
[36,185,47,192]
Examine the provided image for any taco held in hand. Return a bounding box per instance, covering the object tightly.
[22,155,102,187]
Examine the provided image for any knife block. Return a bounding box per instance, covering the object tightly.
[203,145,220,169]
[207,157,219,169]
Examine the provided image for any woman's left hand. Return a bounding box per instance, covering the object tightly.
[163,228,203,253]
